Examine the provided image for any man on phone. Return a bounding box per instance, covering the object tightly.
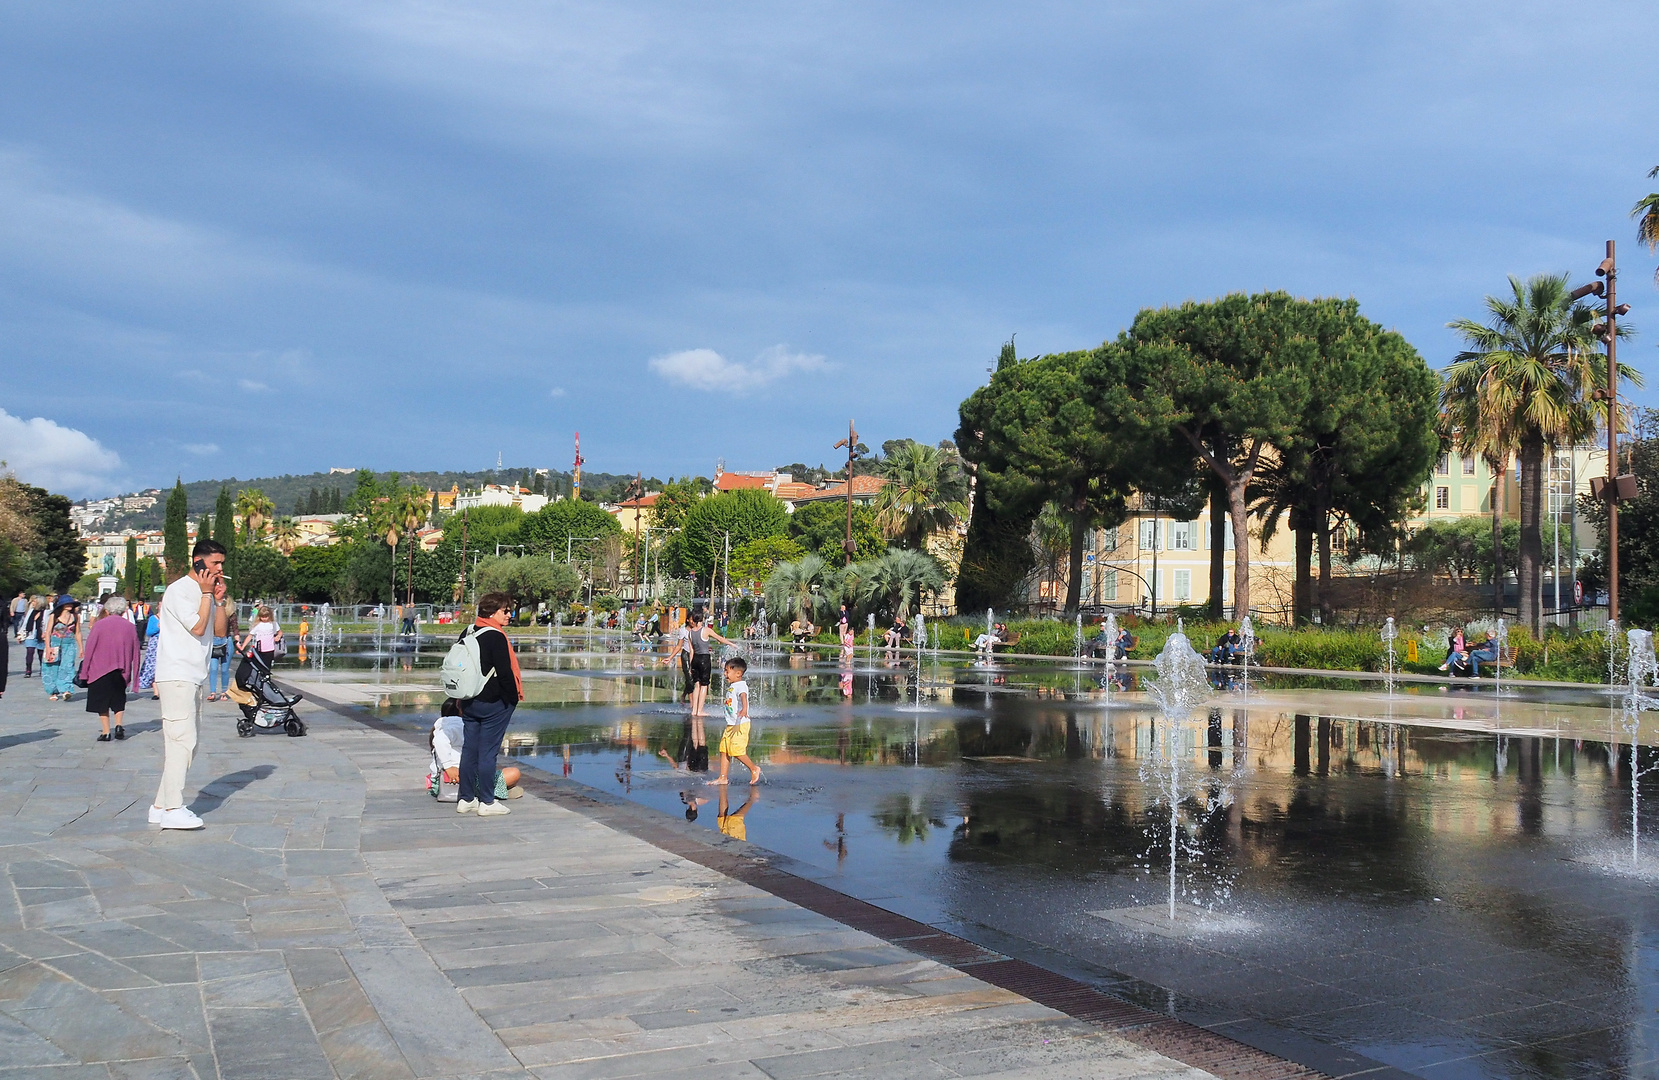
[149,539,229,830]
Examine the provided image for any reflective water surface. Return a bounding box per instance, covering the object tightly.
[282,635,1659,1079]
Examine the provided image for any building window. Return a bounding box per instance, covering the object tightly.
[1173,569,1191,601]
[1436,453,1450,476]
[1139,520,1160,551]
[1168,520,1196,551]
[1102,569,1118,601]
[1462,455,1476,475]
[1435,486,1449,509]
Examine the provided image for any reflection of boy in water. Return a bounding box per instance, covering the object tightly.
[716,786,755,840]
[678,790,708,821]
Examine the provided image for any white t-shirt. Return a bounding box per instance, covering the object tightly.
[156,575,214,684]
[723,679,748,727]
[431,716,464,770]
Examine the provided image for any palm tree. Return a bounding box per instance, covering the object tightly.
[395,487,432,604]
[1635,166,1659,287]
[235,489,275,539]
[874,441,969,549]
[857,547,946,623]
[763,555,836,626]
[1444,274,1636,633]
[270,516,300,555]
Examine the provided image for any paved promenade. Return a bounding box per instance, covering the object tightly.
[0,680,1296,1080]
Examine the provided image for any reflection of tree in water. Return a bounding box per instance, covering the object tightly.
[873,794,948,844]
[955,717,1032,758]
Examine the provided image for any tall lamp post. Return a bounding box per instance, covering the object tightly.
[1574,241,1634,622]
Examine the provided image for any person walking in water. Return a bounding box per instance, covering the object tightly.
[710,655,762,787]
[681,610,736,765]
[149,540,229,831]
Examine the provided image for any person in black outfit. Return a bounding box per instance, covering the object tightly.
[457,592,522,817]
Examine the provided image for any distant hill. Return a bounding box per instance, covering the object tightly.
[78,466,667,532]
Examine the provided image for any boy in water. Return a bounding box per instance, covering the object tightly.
[710,656,762,786]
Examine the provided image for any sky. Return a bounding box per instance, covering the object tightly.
[1,1,1656,498]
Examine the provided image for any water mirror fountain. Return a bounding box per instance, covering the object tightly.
[1236,614,1255,694]
[282,606,1659,1079]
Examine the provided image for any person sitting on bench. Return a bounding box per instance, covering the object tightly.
[1209,629,1242,664]
[883,616,909,650]
[1467,630,1501,676]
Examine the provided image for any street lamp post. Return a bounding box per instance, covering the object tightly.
[1575,240,1634,622]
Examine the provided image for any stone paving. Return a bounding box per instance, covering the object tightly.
[0,677,1225,1080]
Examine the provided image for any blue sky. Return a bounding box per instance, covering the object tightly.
[1,1,1655,497]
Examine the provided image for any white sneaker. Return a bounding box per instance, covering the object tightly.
[456,799,478,815]
[148,805,163,824]
[477,801,510,817]
[158,808,203,830]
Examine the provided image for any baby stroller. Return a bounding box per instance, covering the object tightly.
[231,648,307,738]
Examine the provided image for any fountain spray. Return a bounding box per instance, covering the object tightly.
[1381,617,1398,698]
[1624,629,1657,866]
[1144,624,1213,921]
[1237,615,1255,695]
[1099,613,1119,697]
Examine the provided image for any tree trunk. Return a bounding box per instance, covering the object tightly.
[1316,509,1333,626]
[1518,435,1545,634]
[1227,479,1251,619]
[1207,485,1226,620]
[1490,477,1503,617]
[1065,514,1086,614]
[1294,521,1312,625]
[1177,429,1262,622]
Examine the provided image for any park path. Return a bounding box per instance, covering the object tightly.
[0,676,1256,1080]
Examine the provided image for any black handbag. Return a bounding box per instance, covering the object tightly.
[73,665,89,689]
[211,643,228,661]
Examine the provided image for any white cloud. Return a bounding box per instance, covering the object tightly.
[183,443,220,456]
[0,409,124,497]
[239,378,271,392]
[648,344,826,393]
[549,386,567,398]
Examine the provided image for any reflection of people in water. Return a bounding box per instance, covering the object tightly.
[679,790,708,821]
[840,669,853,698]
[823,811,847,862]
[716,785,755,840]
[656,717,710,772]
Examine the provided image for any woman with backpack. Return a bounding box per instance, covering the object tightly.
[446,593,524,817]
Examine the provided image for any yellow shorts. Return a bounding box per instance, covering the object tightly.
[717,813,747,841]
[718,722,750,758]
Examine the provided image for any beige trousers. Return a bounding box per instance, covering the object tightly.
[155,680,203,810]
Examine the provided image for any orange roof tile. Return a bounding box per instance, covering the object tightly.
[715,473,772,491]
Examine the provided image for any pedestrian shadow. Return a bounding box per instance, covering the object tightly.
[120,720,162,736]
[0,729,59,752]
[190,764,276,816]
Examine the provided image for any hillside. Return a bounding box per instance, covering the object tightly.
[79,466,666,532]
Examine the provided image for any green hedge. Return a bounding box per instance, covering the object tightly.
[929,616,1619,684]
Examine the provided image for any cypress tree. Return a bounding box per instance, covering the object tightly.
[214,487,235,549]
[123,536,138,599]
[163,479,188,580]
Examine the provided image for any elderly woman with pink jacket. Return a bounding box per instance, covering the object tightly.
[81,596,142,742]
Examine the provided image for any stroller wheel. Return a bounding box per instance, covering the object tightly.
[236,719,254,738]
[285,717,307,737]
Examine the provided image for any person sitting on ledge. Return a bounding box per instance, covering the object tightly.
[883,615,909,650]
[1210,629,1242,664]
[790,617,816,645]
